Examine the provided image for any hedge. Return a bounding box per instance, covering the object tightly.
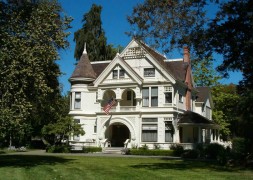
[129,149,174,156]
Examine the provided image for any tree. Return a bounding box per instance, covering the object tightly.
[42,95,84,145]
[0,0,72,146]
[211,84,240,140]
[74,4,117,61]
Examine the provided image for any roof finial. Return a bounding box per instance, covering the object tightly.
[83,42,87,54]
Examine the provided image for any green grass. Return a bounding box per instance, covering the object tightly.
[0,154,252,180]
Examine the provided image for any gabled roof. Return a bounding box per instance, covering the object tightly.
[178,111,216,125]
[93,54,143,87]
[138,40,187,83]
[196,87,211,103]
[70,53,97,82]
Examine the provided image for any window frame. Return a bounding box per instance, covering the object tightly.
[144,68,155,77]
[142,118,158,142]
[74,92,81,109]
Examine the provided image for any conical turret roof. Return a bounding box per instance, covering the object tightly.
[70,44,97,83]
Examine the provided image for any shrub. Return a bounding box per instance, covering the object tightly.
[204,143,225,160]
[83,146,102,153]
[129,149,174,156]
[139,144,149,150]
[170,144,184,156]
[46,145,70,153]
[232,138,248,159]
[181,149,199,159]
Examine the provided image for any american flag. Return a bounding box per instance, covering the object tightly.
[103,98,116,115]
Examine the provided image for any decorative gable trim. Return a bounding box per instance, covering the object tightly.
[93,54,143,87]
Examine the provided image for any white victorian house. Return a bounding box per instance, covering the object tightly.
[69,38,220,150]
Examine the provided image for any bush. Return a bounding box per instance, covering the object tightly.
[232,138,248,159]
[204,143,225,160]
[129,149,174,156]
[139,144,149,150]
[170,144,184,156]
[181,149,199,159]
[46,145,70,153]
[83,146,102,153]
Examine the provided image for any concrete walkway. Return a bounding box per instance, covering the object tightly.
[6,149,181,159]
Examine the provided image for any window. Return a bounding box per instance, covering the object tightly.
[165,121,174,142]
[74,92,81,109]
[112,70,118,79]
[142,88,149,107]
[142,87,158,107]
[74,119,80,124]
[119,69,125,78]
[206,107,211,119]
[144,68,155,77]
[164,86,173,104]
[73,135,80,141]
[142,118,158,142]
[94,125,97,133]
[151,87,158,106]
[179,94,183,103]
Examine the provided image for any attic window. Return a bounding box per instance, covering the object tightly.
[144,68,155,77]
[112,70,118,79]
[119,69,125,78]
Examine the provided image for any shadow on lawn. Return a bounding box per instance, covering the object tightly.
[0,155,73,168]
[130,159,237,172]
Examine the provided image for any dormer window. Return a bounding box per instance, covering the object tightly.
[144,68,155,77]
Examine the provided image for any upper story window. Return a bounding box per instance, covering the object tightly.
[74,92,81,109]
[142,87,158,107]
[206,107,211,119]
[112,70,118,79]
[164,86,173,104]
[119,69,125,78]
[112,69,125,79]
[179,94,183,103]
[144,68,155,77]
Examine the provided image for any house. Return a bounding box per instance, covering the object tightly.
[69,39,220,150]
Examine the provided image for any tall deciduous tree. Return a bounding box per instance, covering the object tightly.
[74,4,117,61]
[0,0,72,146]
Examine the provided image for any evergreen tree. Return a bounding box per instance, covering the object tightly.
[74,4,117,61]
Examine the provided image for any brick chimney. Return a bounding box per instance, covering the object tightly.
[183,46,192,111]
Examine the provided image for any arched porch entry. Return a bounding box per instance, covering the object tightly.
[99,117,136,148]
[105,122,130,147]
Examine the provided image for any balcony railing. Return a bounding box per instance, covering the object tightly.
[101,106,136,113]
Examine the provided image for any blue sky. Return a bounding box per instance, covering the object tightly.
[58,0,242,94]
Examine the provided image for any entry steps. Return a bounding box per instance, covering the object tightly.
[103,147,123,154]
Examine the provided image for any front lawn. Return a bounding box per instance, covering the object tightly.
[0,154,252,180]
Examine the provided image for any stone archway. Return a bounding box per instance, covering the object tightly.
[99,117,136,147]
[105,122,130,147]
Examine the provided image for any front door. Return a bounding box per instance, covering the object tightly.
[111,124,129,147]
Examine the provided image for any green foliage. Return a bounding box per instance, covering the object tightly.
[232,138,249,159]
[139,144,149,150]
[212,84,240,139]
[46,144,71,153]
[204,143,226,160]
[170,144,184,156]
[0,0,72,146]
[83,146,102,153]
[129,149,174,156]
[74,4,117,61]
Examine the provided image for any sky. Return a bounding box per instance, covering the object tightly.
[58,0,242,94]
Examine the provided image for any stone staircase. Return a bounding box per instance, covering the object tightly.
[103,147,123,154]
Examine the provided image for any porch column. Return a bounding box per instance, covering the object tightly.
[116,99,121,112]
[210,129,213,142]
[217,130,220,142]
[198,127,202,143]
